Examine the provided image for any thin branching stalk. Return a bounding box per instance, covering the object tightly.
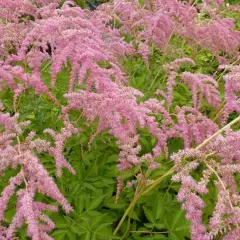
[114,115,240,236]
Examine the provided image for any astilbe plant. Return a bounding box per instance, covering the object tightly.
[0,0,239,239]
[180,72,221,110]
[0,114,74,239]
[8,1,134,92]
[218,64,240,124]
[157,57,221,110]
[106,0,240,63]
[63,87,169,171]
[171,129,240,240]
[0,0,61,60]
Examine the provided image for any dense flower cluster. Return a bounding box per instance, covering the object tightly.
[0,114,73,239]
[0,0,239,239]
[218,64,240,123]
[108,0,240,62]
[171,130,240,240]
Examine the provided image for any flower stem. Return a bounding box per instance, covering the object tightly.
[140,168,175,197]
[114,115,240,236]
[113,197,139,235]
[113,168,174,235]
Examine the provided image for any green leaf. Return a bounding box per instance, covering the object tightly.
[53,216,70,229]
[143,206,155,224]
[51,229,67,240]
[129,209,140,221]
[87,195,105,210]
[166,209,190,239]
